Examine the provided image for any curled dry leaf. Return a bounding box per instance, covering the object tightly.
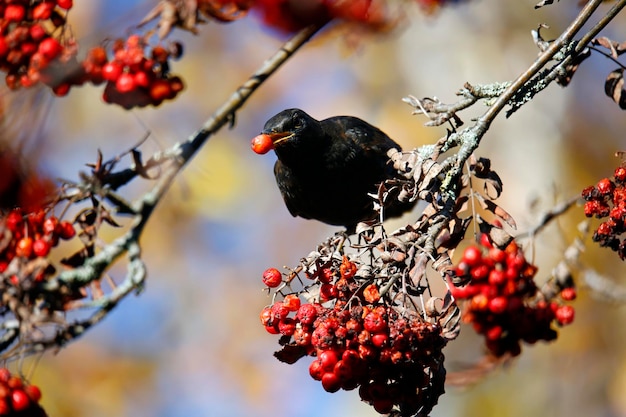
[439,291,461,340]
[605,69,626,110]
[477,214,514,248]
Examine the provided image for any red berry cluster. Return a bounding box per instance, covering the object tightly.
[450,237,575,357]
[0,0,76,92]
[0,368,46,417]
[0,1,184,107]
[96,36,184,109]
[1,208,75,284]
[252,0,379,33]
[582,164,626,259]
[260,257,446,416]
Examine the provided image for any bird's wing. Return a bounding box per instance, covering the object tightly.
[327,116,400,158]
[273,160,310,219]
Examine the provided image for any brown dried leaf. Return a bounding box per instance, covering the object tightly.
[425,297,441,318]
[605,69,626,110]
[274,345,307,364]
[439,291,461,340]
[477,215,514,248]
[476,196,517,229]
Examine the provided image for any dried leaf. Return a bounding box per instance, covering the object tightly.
[470,157,503,198]
[605,69,626,109]
[439,291,461,340]
[273,345,307,364]
[476,196,517,229]
[425,297,441,318]
[477,215,514,249]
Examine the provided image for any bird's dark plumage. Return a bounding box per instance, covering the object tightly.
[261,108,415,230]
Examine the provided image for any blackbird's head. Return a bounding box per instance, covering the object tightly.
[261,109,326,159]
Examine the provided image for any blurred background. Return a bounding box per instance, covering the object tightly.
[8,0,626,416]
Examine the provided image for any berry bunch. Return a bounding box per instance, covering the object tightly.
[0,1,184,107]
[260,257,447,416]
[0,0,79,93]
[450,237,575,357]
[1,208,75,284]
[97,36,184,109]
[0,368,46,416]
[582,164,626,259]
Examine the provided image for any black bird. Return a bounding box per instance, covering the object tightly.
[255,108,416,230]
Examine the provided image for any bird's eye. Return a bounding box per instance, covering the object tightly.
[294,124,303,130]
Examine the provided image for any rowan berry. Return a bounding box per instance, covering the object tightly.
[250,134,273,155]
[262,268,282,288]
[10,389,30,412]
[555,305,575,325]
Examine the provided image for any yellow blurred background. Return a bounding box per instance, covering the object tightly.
[7,1,626,416]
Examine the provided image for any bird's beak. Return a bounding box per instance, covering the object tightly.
[265,131,294,146]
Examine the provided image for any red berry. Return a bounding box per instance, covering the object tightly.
[134,71,150,88]
[0,398,8,415]
[470,264,489,280]
[32,239,50,257]
[32,2,54,20]
[29,25,47,42]
[115,72,136,93]
[42,217,59,235]
[372,399,394,414]
[56,221,75,239]
[149,79,172,102]
[470,293,489,311]
[615,166,626,183]
[38,37,62,60]
[24,385,41,403]
[485,325,503,341]
[5,211,23,232]
[262,267,282,288]
[371,332,388,348]
[4,4,25,22]
[318,349,339,372]
[295,303,318,326]
[309,359,324,381]
[278,318,296,336]
[57,0,74,10]
[560,287,577,301]
[555,305,575,325]
[264,324,279,334]
[488,269,506,286]
[488,296,508,314]
[16,237,34,258]
[596,178,614,195]
[321,372,341,393]
[0,368,10,383]
[282,294,301,312]
[270,302,289,321]
[10,389,30,411]
[318,267,334,284]
[52,83,71,96]
[250,134,274,155]
[462,246,482,267]
[102,62,123,81]
[319,283,337,301]
[259,307,272,326]
[363,311,387,333]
